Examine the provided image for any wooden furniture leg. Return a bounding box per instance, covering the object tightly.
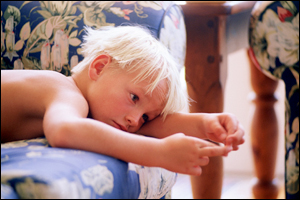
[185,14,227,199]
[247,50,279,199]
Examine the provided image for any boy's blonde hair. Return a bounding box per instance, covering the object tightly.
[72,25,188,119]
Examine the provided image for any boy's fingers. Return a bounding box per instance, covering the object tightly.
[198,139,220,148]
[198,146,232,157]
[188,165,203,176]
[226,126,245,146]
[196,156,209,166]
[211,123,227,141]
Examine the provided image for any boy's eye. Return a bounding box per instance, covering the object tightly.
[130,94,139,102]
[142,114,149,123]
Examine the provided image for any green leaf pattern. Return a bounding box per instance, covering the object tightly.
[1,1,169,74]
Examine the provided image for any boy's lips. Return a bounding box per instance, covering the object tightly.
[113,121,127,132]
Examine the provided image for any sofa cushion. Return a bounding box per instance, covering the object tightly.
[1,137,176,199]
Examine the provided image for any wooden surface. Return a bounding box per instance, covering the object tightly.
[247,50,280,199]
[182,1,256,16]
[180,1,256,199]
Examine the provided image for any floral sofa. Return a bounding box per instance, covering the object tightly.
[248,1,299,199]
[1,1,186,199]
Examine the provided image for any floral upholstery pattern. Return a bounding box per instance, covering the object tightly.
[248,1,299,198]
[1,138,176,199]
[1,1,186,199]
[1,1,186,74]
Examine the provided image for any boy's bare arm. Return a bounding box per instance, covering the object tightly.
[43,101,231,175]
[137,113,206,138]
[138,112,245,150]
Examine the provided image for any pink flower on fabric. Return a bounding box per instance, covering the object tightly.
[122,9,133,15]
[277,6,293,22]
[122,9,133,20]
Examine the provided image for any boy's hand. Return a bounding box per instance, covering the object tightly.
[159,133,232,176]
[202,113,245,150]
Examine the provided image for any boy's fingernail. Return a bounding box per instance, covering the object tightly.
[226,146,232,152]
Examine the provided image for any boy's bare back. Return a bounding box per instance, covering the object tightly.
[1,70,88,143]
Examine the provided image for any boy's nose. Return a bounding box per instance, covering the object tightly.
[126,113,140,128]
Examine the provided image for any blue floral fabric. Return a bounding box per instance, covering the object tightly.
[1,138,177,199]
[249,1,299,199]
[1,1,186,74]
[1,1,186,199]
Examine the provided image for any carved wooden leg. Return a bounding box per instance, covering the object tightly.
[185,15,227,199]
[190,156,223,198]
[247,50,279,199]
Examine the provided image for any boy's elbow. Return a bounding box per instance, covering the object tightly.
[46,122,73,148]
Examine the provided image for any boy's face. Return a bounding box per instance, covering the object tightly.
[87,66,167,133]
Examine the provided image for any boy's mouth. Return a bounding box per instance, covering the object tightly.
[113,121,128,132]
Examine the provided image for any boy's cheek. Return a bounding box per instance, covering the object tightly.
[128,125,143,133]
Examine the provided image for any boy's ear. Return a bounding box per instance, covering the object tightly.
[88,54,112,81]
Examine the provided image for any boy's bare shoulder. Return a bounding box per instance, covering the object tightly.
[1,70,88,116]
[2,70,76,94]
[2,69,70,85]
[1,70,89,141]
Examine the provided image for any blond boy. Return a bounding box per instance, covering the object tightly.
[1,26,244,176]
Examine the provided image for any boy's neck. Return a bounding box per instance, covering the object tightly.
[69,67,90,100]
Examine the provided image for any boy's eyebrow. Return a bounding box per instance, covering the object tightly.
[135,80,167,114]
[136,85,147,96]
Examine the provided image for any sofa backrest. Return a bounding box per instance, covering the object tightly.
[1,1,186,76]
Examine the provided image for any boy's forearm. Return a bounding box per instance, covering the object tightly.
[49,118,163,167]
[137,112,208,139]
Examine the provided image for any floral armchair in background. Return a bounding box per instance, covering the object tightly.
[1,1,186,199]
[248,1,299,199]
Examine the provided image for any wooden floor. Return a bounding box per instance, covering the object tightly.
[171,172,285,199]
